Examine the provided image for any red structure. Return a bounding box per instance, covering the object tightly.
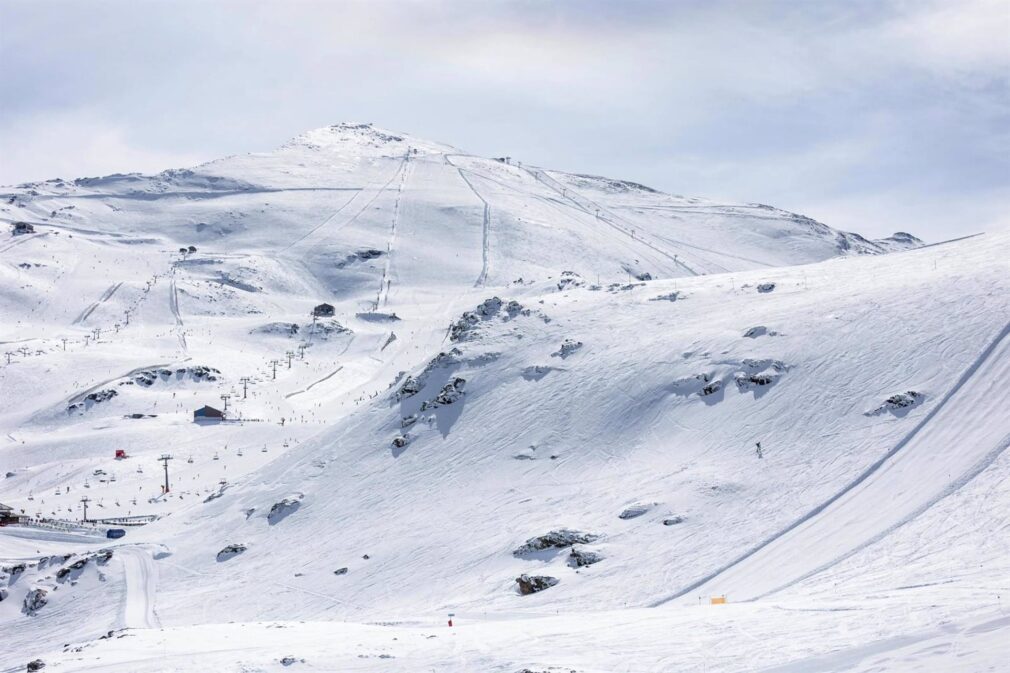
[115,449,127,459]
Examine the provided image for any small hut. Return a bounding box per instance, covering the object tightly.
[193,405,224,421]
[313,303,335,317]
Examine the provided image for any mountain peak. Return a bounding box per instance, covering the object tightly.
[283,122,459,156]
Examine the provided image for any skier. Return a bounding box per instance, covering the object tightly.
[755,441,763,459]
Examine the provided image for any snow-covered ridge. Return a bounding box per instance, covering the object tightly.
[0,124,1004,672]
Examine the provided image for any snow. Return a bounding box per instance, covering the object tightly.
[1,123,1007,671]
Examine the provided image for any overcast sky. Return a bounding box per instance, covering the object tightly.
[1,0,1007,242]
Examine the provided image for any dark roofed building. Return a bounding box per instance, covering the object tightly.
[0,502,21,525]
[194,405,224,421]
[12,222,35,235]
[313,303,335,317]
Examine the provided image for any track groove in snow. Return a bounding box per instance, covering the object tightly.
[655,321,1010,605]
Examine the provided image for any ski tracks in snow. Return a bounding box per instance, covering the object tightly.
[523,166,701,277]
[118,546,161,630]
[654,321,1010,605]
[445,155,491,287]
[73,282,124,325]
[376,154,413,308]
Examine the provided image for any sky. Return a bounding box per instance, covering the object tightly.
[1,0,1007,242]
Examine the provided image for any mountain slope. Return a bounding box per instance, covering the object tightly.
[1,124,1005,673]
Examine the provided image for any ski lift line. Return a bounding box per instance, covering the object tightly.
[376,152,413,308]
[523,165,700,276]
[444,155,491,287]
[282,154,410,254]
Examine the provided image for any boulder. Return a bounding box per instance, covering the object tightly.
[568,548,603,568]
[516,574,559,595]
[216,544,247,561]
[513,529,600,557]
[23,588,47,615]
[757,282,776,293]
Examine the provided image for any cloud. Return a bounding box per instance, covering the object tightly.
[0,0,1005,241]
[0,110,206,185]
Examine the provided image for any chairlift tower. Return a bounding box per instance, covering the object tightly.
[159,454,174,494]
[239,377,251,399]
[80,495,91,522]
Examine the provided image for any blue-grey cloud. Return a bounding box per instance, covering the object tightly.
[1,0,1007,241]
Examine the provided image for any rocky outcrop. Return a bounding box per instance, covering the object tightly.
[568,548,603,568]
[552,339,583,359]
[22,588,47,615]
[516,574,559,595]
[216,544,247,561]
[865,391,925,416]
[756,282,776,293]
[267,495,303,525]
[513,529,600,557]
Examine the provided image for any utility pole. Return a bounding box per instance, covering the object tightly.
[92,327,101,341]
[285,351,295,368]
[159,454,173,494]
[61,338,67,351]
[220,394,231,412]
[4,351,12,364]
[298,344,306,359]
[124,311,130,325]
[239,377,251,399]
[270,360,279,380]
[80,495,91,522]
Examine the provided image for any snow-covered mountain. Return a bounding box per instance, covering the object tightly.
[1,123,1007,673]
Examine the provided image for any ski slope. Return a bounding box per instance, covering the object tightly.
[659,321,1010,604]
[1,123,1007,672]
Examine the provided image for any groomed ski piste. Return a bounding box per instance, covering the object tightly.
[1,123,1008,672]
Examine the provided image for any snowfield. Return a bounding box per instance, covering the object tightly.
[1,123,1007,672]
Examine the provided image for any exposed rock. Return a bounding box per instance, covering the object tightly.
[22,588,47,615]
[516,574,559,595]
[650,291,681,302]
[336,248,385,268]
[216,543,247,561]
[734,359,787,392]
[619,503,654,520]
[699,380,722,396]
[557,270,585,291]
[513,529,600,557]
[396,349,462,400]
[449,297,527,341]
[68,388,118,412]
[743,325,777,338]
[12,222,35,235]
[333,567,348,576]
[568,548,603,568]
[391,435,409,449]
[756,282,776,293]
[865,391,925,416]
[267,495,303,525]
[552,339,583,359]
[663,516,686,526]
[27,660,46,672]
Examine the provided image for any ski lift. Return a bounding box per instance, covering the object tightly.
[187,455,194,463]
[137,465,144,473]
[84,480,91,488]
[110,473,117,482]
[261,445,268,453]
[28,492,34,501]
[213,452,220,460]
[237,448,243,457]
[55,488,62,496]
